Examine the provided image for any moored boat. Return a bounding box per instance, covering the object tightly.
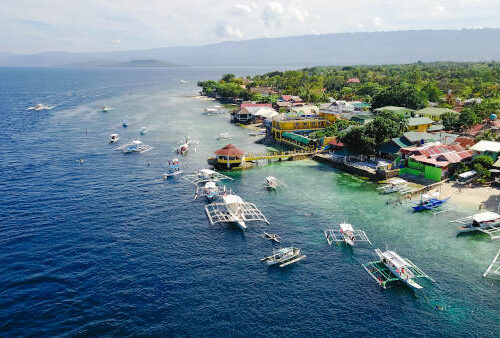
[260,247,306,267]
[265,176,278,190]
[115,140,153,153]
[452,211,500,238]
[164,158,183,178]
[109,133,119,143]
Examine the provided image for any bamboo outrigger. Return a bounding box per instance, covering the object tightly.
[183,168,233,185]
[451,211,500,240]
[362,249,435,290]
[483,249,500,278]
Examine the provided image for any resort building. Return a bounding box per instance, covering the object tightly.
[469,140,500,160]
[231,103,273,124]
[414,107,458,122]
[407,117,434,132]
[271,114,328,149]
[290,105,319,115]
[379,132,458,158]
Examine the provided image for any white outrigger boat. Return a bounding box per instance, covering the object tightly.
[483,249,500,278]
[184,168,233,185]
[115,140,153,154]
[109,133,119,143]
[260,247,306,268]
[362,249,435,290]
[204,108,222,116]
[377,178,413,194]
[324,223,372,247]
[163,158,182,178]
[140,127,148,135]
[205,194,269,230]
[265,176,279,190]
[101,106,110,112]
[451,211,500,239]
[176,136,199,155]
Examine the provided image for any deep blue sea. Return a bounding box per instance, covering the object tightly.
[0,67,498,337]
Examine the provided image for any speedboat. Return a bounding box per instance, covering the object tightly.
[122,120,128,128]
[109,134,119,143]
[140,127,148,135]
[164,158,183,178]
[455,211,500,234]
[260,247,306,267]
[28,103,52,111]
[265,176,278,190]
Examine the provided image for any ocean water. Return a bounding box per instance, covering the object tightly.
[0,67,498,337]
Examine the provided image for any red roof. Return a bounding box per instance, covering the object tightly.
[411,150,473,168]
[214,144,245,157]
[464,123,484,136]
[328,140,345,148]
[346,78,360,83]
[401,144,464,156]
[240,103,272,109]
[280,95,293,102]
[454,137,476,149]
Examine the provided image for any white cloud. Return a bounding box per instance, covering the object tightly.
[213,21,243,39]
[232,4,253,16]
[372,16,383,27]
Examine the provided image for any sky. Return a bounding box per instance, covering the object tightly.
[1,0,499,54]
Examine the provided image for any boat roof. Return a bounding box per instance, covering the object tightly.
[340,223,354,232]
[205,181,216,188]
[388,178,407,185]
[383,250,409,269]
[473,211,500,223]
[110,133,118,137]
[199,168,216,176]
[222,194,244,205]
[132,140,142,145]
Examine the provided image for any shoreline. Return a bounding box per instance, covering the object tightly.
[434,183,499,210]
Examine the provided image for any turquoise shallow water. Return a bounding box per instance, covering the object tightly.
[0,67,498,336]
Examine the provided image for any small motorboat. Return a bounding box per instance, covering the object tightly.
[260,247,306,267]
[109,133,119,143]
[265,176,278,190]
[263,232,281,243]
[140,127,148,135]
[101,106,110,112]
[163,158,183,178]
[215,132,233,140]
[122,120,128,128]
[27,103,52,111]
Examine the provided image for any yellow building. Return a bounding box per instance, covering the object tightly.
[407,117,434,132]
[271,114,328,141]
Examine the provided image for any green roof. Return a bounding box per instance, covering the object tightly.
[282,131,310,145]
[374,106,414,113]
[379,137,412,154]
[408,117,434,126]
[353,102,371,108]
[415,107,458,116]
[427,124,444,132]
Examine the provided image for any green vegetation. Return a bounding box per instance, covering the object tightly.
[339,112,408,154]
[450,155,495,183]
[309,119,357,139]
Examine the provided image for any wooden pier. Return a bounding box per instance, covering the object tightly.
[386,179,449,206]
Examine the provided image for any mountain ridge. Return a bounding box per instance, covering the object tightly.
[1,28,500,67]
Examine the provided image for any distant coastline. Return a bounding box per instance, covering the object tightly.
[60,59,185,68]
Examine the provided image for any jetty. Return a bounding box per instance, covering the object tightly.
[208,144,317,170]
[313,153,398,180]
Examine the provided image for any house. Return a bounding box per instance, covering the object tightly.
[400,143,473,181]
[378,132,458,158]
[249,86,277,96]
[274,101,292,112]
[350,114,374,125]
[279,95,303,103]
[231,103,273,124]
[414,107,458,122]
[271,114,328,143]
[454,136,476,149]
[245,106,278,122]
[469,140,500,160]
[373,106,414,117]
[290,105,319,115]
[353,102,371,111]
[407,117,434,132]
[346,78,360,84]
[319,100,355,115]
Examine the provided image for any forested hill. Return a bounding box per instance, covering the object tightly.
[1,28,500,67]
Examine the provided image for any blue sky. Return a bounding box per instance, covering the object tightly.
[1,0,499,54]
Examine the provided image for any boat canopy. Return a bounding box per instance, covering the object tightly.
[473,211,500,223]
[340,223,354,232]
[383,251,409,269]
[458,170,477,179]
[205,181,216,189]
[222,194,244,205]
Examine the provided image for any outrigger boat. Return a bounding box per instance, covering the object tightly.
[204,108,222,116]
[377,178,412,194]
[451,211,500,239]
[177,136,198,155]
[324,223,372,247]
[205,194,269,230]
[27,103,53,111]
[122,120,128,128]
[260,247,306,268]
[194,181,229,202]
[101,106,110,112]
[184,168,233,185]
[140,127,148,135]
[215,132,233,140]
[265,176,278,190]
[263,232,281,243]
[109,133,119,143]
[163,158,183,178]
[115,140,153,153]
[362,249,435,290]
[483,249,500,278]
[411,193,449,212]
